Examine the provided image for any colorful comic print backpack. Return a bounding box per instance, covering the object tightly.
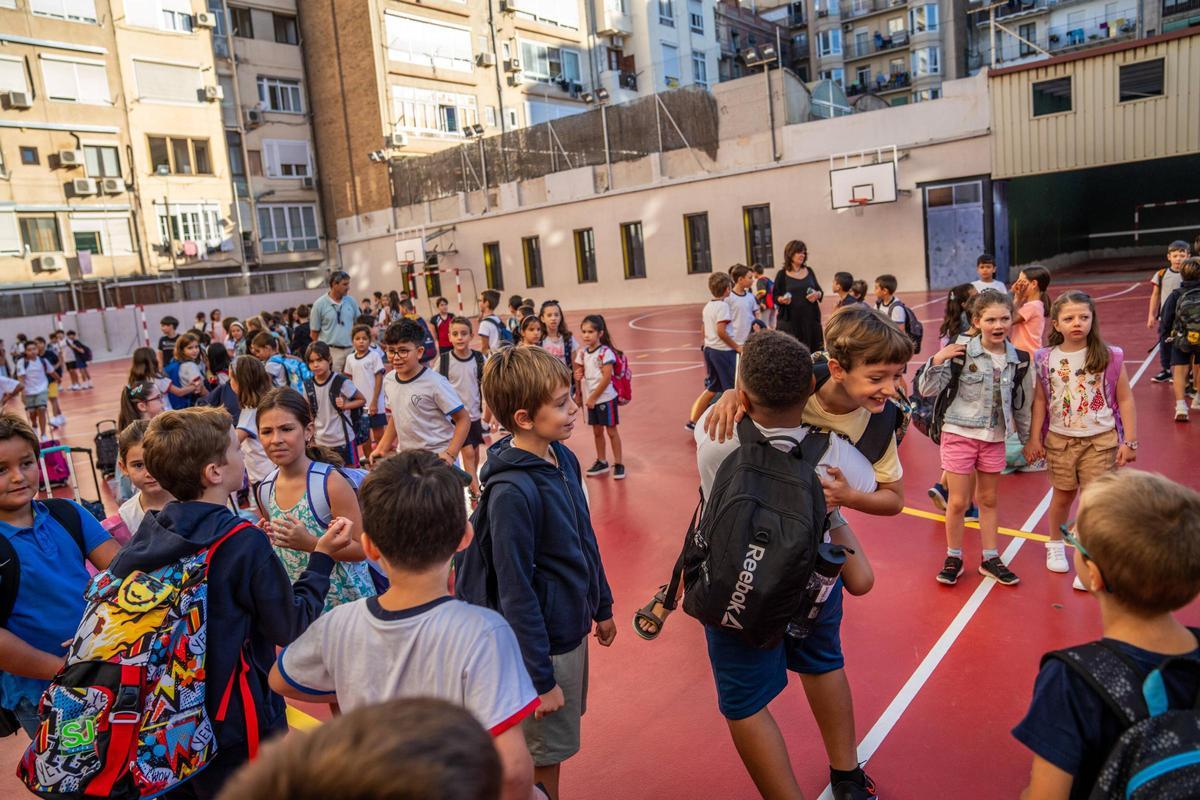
[19,521,254,799]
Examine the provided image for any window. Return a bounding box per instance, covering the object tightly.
[855,65,870,86]
[621,222,646,279]
[688,0,704,33]
[510,0,580,29]
[147,136,212,174]
[392,86,478,135]
[819,67,845,86]
[818,29,842,56]
[483,242,503,289]
[1019,22,1036,56]
[30,0,96,22]
[83,145,119,177]
[257,77,303,113]
[19,216,62,253]
[385,13,473,72]
[40,56,110,104]
[506,108,518,128]
[1119,59,1164,102]
[912,87,940,102]
[133,60,201,103]
[70,213,135,255]
[684,213,711,274]
[662,43,681,85]
[889,57,904,74]
[0,211,19,255]
[262,139,311,178]
[522,236,544,288]
[575,228,597,283]
[1031,76,1071,116]
[485,106,496,127]
[0,56,29,95]
[659,0,674,25]
[20,147,39,165]
[519,41,582,84]
[257,204,318,252]
[73,230,100,253]
[908,4,938,32]
[887,16,905,34]
[230,6,253,37]
[125,0,194,31]
[274,13,299,44]
[692,53,708,88]
[910,46,940,76]
[157,202,222,247]
[743,204,773,268]
[526,99,585,125]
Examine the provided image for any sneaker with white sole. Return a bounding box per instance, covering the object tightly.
[1192,394,1200,410]
[1072,575,1087,591]
[1175,402,1190,422]
[927,483,948,511]
[1045,541,1070,573]
[613,464,626,480]
[1150,370,1172,383]
[980,556,1020,585]
[936,555,965,585]
[585,460,610,477]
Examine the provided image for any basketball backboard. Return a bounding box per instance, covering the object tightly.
[829,146,899,210]
[395,236,425,265]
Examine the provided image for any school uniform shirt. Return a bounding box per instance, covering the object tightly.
[235,408,275,483]
[276,596,538,733]
[702,299,734,351]
[971,279,1008,295]
[478,316,503,351]
[1153,265,1184,314]
[0,375,19,397]
[877,299,907,326]
[0,501,111,709]
[264,358,287,388]
[346,349,386,413]
[694,408,877,502]
[1046,346,1115,437]
[15,358,50,395]
[576,345,618,405]
[313,375,359,448]
[178,360,204,387]
[803,393,904,484]
[726,290,760,346]
[444,352,483,420]
[382,367,464,454]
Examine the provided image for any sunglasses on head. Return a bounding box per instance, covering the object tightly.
[1060,522,1111,593]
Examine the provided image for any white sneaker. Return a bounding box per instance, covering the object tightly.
[84,381,93,389]
[1192,394,1200,410]
[1176,401,1190,422]
[1072,574,1087,591]
[1046,541,1070,573]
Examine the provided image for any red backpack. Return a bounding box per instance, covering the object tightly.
[612,351,632,406]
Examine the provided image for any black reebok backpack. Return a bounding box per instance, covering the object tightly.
[667,417,829,649]
[1170,288,1200,353]
[1042,636,1200,799]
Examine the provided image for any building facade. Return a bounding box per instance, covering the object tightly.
[969,0,1156,70]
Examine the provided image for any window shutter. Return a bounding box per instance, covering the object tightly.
[124,0,160,27]
[0,57,27,94]
[76,62,110,103]
[41,59,77,100]
[63,0,95,19]
[0,211,20,255]
[134,60,197,102]
[262,141,281,177]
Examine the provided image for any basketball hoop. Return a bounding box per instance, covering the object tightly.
[850,197,870,217]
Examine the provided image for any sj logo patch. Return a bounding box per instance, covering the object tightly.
[59,719,97,753]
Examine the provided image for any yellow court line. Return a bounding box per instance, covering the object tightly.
[285,705,323,731]
[900,506,1050,543]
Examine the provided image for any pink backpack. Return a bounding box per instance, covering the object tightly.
[612,351,632,406]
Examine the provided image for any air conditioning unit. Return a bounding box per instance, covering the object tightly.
[388,132,409,148]
[203,85,223,102]
[843,21,853,29]
[507,73,525,87]
[504,57,522,73]
[34,254,63,272]
[2,90,32,109]
[817,8,829,16]
[194,11,216,27]
[498,0,517,12]
[100,177,124,194]
[301,176,316,189]
[244,107,264,128]
[72,178,98,196]
[58,149,84,167]
[476,52,496,67]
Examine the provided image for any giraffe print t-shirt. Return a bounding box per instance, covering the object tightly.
[1047,345,1114,437]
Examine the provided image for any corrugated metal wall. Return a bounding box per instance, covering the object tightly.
[990,31,1199,179]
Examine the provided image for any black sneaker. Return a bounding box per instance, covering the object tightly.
[980,556,1020,585]
[832,772,878,800]
[936,555,965,585]
[684,421,696,431]
[1151,370,1172,383]
[613,464,626,480]
[586,460,610,477]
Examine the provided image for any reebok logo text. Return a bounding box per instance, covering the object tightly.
[721,543,766,630]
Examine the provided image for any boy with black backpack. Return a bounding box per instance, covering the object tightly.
[1158,257,1200,421]
[439,316,487,499]
[478,290,514,355]
[1013,469,1200,800]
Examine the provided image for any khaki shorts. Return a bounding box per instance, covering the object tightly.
[1045,429,1118,492]
[523,639,588,767]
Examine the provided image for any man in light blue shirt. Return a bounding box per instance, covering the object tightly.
[310,270,358,371]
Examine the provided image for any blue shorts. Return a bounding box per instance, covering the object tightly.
[704,579,845,720]
[703,347,738,393]
[1170,345,1196,368]
[368,412,388,429]
[587,400,619,427]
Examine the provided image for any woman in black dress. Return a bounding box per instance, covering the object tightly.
[772,240,825,352]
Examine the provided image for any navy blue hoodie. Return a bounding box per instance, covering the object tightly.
[469,438,613,694]
[1159,278,1200,341]
[109,501,332,751]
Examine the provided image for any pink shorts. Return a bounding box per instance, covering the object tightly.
[940,431,1006,474]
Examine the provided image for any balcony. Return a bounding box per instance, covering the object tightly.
[979,0,1137,24]
[1162,0,1200,16]
[846,70,912,95]
[978,11,1137,65]
[844,30,910,59]
[842,0,908,19]
[597,7,633,37]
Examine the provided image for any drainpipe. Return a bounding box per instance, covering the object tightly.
[487,0,508,134]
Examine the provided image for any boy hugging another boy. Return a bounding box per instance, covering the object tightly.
[270,450,542,800]
[456,346,616,800]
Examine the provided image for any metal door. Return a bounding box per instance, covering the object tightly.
[925,180,984,289]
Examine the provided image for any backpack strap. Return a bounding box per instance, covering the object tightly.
[44,498,88,558]
[1041,641,1150,728]
[663,490,704,612]
[254,467,279,520]
[797,429,831,468]
[439,351,451,379]
[306,461,335,527]
[474,350,485,383]
[1012,349,1032,411]
[0,535,20,628]
[462,471,542,608]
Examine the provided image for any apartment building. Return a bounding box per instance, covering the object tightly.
[208,0,326,268]
[594,0,718,103]
[758,1,814,80]
[715,0,786,81]
[970,0,1155,69]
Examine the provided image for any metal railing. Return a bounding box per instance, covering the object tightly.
[845,30,911,58]
[1163,0,1200,15]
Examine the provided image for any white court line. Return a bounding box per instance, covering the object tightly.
[815,343,1160,800]
[628,308,698,334]
[634,364,703,378]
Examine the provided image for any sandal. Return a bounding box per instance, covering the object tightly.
[632,585,673,641]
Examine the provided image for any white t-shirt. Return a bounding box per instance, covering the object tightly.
[1153,266,1184,313]
[702,299,733,351]
[118,491,147,534]
[972,278,1008,295]
[478,316,503,351]
[0,375,20,398]
[277,596,538,733]
[877,299,907,326]
[694,408,877,508]
[382,367,464,454]
[576,345,617,404]
[726,290,760,345]
[443,352,483,421]
[942,349,1009,442]
[178,360,203,387]
[235,408,275,483]
[346,350,386,414]
[15,357,50,395]
[1047,345,1115,437]
[264,358,287,388]
[313,375,359,448]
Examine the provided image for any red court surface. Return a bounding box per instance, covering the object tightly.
[1,278,1196,799]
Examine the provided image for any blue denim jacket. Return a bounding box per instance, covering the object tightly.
[918,336,1033,442]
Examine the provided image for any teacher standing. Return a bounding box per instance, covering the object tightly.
[772,240,824,352]
[310,270,358,372]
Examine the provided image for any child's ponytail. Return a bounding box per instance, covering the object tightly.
[940,283,975,341]
[1023,265,1052,317]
